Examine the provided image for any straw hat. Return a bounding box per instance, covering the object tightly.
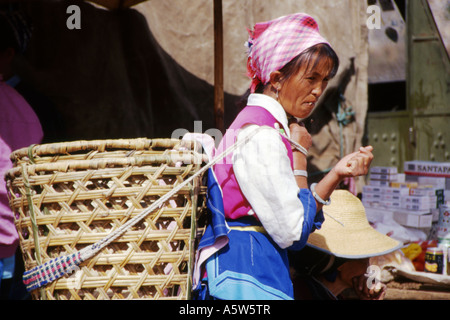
[307,189,402,259]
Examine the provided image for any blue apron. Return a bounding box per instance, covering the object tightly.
[193,168,324,300]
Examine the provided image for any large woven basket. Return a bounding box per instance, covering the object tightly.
[5,138,207,300]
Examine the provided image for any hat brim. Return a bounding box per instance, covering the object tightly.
[307,220,402,259]
[306,190,402,259]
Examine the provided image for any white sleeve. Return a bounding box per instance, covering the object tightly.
[232,125,305,249]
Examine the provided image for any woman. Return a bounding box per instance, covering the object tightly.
[193,13,373,300]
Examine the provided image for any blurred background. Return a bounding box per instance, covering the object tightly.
[0,0,449,192]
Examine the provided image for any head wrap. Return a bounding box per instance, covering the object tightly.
[246,13,330,93]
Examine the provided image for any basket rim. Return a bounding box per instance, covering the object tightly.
[6,152,207,177]
[10,137,197,160]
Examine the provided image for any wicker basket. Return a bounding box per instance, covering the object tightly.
[5,138,207,300]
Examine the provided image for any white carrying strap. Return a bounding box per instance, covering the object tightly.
[24,125,274,291]
[80,126,275,259]
[24,124,340,290]
[76,125,342,260]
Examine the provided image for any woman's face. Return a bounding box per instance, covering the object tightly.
[278,55,333,119]
[338,259,370,288]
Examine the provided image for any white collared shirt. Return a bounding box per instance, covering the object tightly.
[232,94,305,249]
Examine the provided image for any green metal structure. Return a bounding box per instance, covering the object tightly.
[367,0,450,170]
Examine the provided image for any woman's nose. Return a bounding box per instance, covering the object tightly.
[311,84,322,97]
[312,81,328,97]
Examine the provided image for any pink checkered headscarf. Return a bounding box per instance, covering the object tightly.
[246,13,330,93]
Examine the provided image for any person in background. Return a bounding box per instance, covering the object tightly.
[0,9,44,299]
[193,13,374,300]
[289,190,402,300]
[0,10,64,143]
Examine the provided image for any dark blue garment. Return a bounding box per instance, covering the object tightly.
[205,218,293,300]
[197,168,229,251]
[193,167,325,300]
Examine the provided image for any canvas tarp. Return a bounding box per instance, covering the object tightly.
[10,0,370,189]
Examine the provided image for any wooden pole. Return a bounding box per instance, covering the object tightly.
[213,0,224,133]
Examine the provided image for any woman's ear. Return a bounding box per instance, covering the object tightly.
[268,71,282,91]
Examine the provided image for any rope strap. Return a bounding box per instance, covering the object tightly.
[21,125,334,292]
[22,126,269,292]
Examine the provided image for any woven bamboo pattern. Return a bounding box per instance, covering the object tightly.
[6,138,207,300]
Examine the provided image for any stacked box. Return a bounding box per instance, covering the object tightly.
[402,195,438,211]
[371,166,398,175]
[362,164,449,228]
[403,161,447,212]
[382,186,410,196]
[404,161,450,178]
[368,166,398,187]
[390,181,419,189]
[363,167,429,227]
[393,211,433,228]
[362,185,383,207]
[404,160,450,189]
[362,185,409,209]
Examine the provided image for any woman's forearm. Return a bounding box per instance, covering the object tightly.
[292,150,308,189]
[313,167,342,211]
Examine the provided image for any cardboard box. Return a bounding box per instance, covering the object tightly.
[404,203,436,211]
[370,173,398,181]
[393,211,433,228]
[362,199,381,208]
[409,187,442,197]
[362,185,383,194]
[381,186,410,195]
[370,166,398,174]
[362,192,382,200]
[385,200,402,209]
[402,195,437,205]
[417,176,446,189]
[404,161,450,178]
[390,181,419,188]
[382,194,402,201]
[368,180,390,187]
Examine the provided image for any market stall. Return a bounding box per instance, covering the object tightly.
[1,0,449,301]
[363,163,450,299]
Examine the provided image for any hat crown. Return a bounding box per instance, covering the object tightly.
[323,190,369,229]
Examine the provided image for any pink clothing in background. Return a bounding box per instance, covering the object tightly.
[0,78,43,258]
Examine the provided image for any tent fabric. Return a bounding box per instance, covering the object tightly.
[9,0,369,191]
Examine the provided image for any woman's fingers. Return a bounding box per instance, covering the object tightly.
[343,146,374,176]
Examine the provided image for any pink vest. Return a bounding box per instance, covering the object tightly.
[214,105,294,220]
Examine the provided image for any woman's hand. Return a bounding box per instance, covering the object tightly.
[352,274,387,300]
[289,121,312,152]
[333,146,374,179]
